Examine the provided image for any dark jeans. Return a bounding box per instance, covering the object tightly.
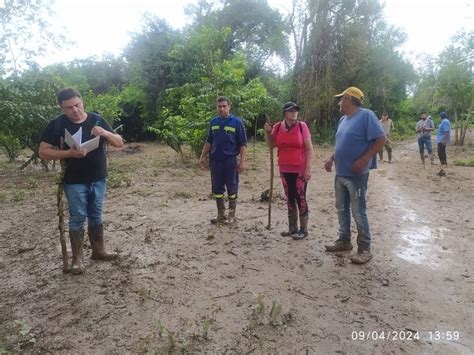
[438,143,447,165]
[210,157,239,199]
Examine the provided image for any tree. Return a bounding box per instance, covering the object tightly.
[412,54,438,113]
[124,15,180,123]
[291,0,414,131]
[0,71,62,167]
[185,0,289,72]
[83,87,123,126]
[45,56,128,94]
[412,30,473,145]
[0,0,65,76]
[151,26,274,158]
[436,30,473,145]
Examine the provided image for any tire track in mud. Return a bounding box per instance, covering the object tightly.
[368,141,474,354]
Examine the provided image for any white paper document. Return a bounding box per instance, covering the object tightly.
[64,127,100,152]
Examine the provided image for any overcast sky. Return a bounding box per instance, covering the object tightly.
[42,0,472,67]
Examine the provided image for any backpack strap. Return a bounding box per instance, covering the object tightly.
[275,121,282,135]
[275,121,303,134]
[53,115,67,149]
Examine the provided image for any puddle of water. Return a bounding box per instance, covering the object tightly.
[381,177,452,270]
[402,209,417,222]
[397,226,437,268]
[394,203,450,270]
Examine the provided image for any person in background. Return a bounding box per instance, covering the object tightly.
[324,87,385,264]
[378,111,394,163]
[437,111,451,176]
[199,96,247,225]
[264,101,313,240]
[39,87,123,274]
[415,112,435,164]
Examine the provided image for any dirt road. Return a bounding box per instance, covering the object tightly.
[0,138,473,354]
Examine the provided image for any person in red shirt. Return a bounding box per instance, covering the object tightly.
[264,102,313,239]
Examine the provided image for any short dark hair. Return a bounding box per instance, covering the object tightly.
[350,96,362,107]
[216,96,231,106]
[57,87,82,105]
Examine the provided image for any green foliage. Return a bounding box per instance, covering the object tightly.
[125,15,179,122]
[117,84,146,141]
[269,300,283,326]
[27,176,37,189]
[413,30,473,144]
[386,98,419,141]
[454,159,474,167]
[0,133,21,162]
[185,0,289,69]
[248,293,284,331]
[436,31,473,113]
[0,72,61,163]
[149,25,274,156]
[12,190,26,202]
[107,169,131,188]
[83,87,123,126]
[44,55,127,94]
[391,116,416,141]
[294,0,415,130]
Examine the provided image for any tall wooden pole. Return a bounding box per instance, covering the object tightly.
[265,114,274,230]
[57,137,69,272]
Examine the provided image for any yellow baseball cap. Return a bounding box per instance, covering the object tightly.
[334,87,364,101]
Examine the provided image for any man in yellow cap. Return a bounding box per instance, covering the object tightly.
[324,87,385,264]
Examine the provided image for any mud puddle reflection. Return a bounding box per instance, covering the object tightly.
[384,185,451,270]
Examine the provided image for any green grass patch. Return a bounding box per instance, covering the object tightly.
[107,170,131,188]
[454,159,474,167]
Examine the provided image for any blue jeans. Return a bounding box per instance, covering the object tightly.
[64,179,106,231]
[418,136,432,159]
[335,174,371,250]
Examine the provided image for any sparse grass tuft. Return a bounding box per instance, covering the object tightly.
[12,190,26,202]
[27,177,38,189]
[454,159,474,167]
[174,191,191,199]
[108,170,131,188]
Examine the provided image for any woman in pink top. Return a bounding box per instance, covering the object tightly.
[264,102,313,239]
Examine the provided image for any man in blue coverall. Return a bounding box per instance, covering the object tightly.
[199,96,247,225]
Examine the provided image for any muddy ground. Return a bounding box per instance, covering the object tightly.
[0,135,473,354]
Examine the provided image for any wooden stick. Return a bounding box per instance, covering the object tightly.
[265,114,274,230]
[57,137,69,273]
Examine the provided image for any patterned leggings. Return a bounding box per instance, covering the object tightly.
[280,172,308,215]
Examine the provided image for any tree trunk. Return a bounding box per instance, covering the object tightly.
[459,110,468,146]
[454,110,459,145]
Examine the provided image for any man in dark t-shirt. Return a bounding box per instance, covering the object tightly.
[39,87,123,274]
[199,96,247,225]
